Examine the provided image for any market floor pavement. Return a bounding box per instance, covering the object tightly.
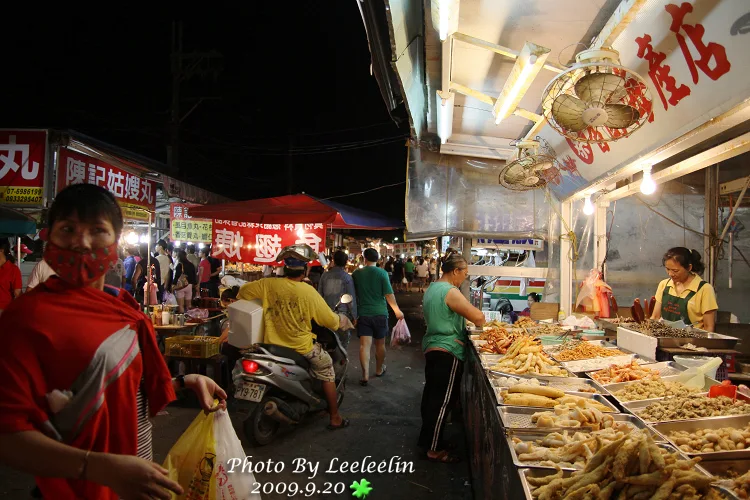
[0,291,473,500]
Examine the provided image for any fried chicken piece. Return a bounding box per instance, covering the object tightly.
[527,467,563,487]
[621,470,667,486]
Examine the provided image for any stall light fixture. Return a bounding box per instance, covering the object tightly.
[198,243,205,249]
[187,242,193,246]
[493,43,550,125]
[125,231,138,246]
[436,90,455,144]
[401,254,405,258]
[583,194,595,215]
[174,240,181,246]
[640,165,656,195]
[394,237,398,241]
[431,0,460,41]
[139,234,149,244]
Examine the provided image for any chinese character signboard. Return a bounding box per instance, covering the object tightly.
[393,242,418,255]
[211,221,326,263]
[57,148,156,221]
[536,0,750,200]
[0,130,46,206]
[170,203,212,243]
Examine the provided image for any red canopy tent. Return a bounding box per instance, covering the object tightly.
[189,194,403,230]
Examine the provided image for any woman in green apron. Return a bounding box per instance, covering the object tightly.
[650,247,718,331]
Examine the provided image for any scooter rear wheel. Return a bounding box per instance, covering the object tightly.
[244,399,280,446]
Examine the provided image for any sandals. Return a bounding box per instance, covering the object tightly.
[376,365,387,377]
[426,450,461,463]
[327,418,350,431]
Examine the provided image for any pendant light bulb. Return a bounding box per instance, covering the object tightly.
[583,194,595,215]
[641,165,656,195]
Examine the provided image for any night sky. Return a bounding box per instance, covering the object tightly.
[1,6,409,221]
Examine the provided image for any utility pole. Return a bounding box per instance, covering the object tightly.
[168,21,223,176]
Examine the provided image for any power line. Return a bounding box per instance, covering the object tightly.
[320,181,406,200]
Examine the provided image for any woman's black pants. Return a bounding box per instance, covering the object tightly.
[418,350,463,452]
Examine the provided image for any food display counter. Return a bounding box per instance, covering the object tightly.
[462,320,748,499]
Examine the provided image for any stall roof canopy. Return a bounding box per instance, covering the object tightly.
[189,194,404,230]
[0,206,36,237]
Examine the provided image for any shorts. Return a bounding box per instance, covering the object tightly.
[357,315,389,340]
[405,272,414,283]
[303,343,335,382]
[175,285,193,301]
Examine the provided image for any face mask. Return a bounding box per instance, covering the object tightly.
[44,242,119,287]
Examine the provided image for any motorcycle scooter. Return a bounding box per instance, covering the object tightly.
[230,294,353,446]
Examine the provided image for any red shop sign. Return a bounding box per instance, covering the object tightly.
[212,221,326,264]
[0,130,47,206]
[57,148,156,221]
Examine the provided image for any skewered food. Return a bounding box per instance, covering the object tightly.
[589,361,661,384]
[627,319,709,338]
[613,379,701,402]
[512,428,628,470]
[490,336,570,377]
[553,343,626,361]
[667,422,750,453]
[637,396,750,422]
[526,430,722,499]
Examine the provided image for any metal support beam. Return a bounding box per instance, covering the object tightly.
[705,165,719,286]
[560,201,574,316]
[452,32,566,73]
[591,0,649,49]
[461,237,472,300]
[593,200,609,278]
[513,108,543,122]
[721,176,750,195]
[523,116,549,141]
[449,82,495,106]
[442,37,452,94]
[600,131,750,203]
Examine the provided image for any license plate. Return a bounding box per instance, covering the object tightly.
[234,381,266,402]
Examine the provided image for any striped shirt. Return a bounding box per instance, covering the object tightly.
[135,388,153,461]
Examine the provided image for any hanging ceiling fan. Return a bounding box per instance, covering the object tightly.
[498,140,555,191]
[541,47,653,142]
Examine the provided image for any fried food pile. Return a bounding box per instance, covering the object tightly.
[553,343,626,362]
[627,319,708,338]
[527,430,721,499]
[531,402,623,431]
[589,361,661,384]
[728,470,750,499]
[490,336,570,377]
[515,316,537,328]
[637,396,750,422]
[668,422,750,453]
[613,379,700,402]
[478,327,530,354]
[513,428,629,470]
[499,384,612,411]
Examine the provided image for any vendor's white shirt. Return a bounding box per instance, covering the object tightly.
[27,260,56,290]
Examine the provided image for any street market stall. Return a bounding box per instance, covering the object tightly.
[376,0,750,497]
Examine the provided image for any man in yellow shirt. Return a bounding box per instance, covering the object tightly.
[237,245,352,430]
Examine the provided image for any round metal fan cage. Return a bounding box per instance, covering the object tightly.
[499,141,556,191]
[541,61,654,143]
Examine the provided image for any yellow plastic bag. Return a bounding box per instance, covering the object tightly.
[163,411,217,500]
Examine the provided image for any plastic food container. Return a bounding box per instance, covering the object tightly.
[582,329,605,336]
[539,336,565,346]
[673,355,721,381]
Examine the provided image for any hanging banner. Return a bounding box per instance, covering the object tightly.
[57,148,156,221]
[170,203,212,244]
[212,221,326,263]
[539,0,750,199]
[474,238,545,250]
[394,242,418,255]
[0,130,47,206]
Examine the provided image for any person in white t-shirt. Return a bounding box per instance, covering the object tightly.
[26,259,56,291]
[155,240,172,291]
[415,257,430,293]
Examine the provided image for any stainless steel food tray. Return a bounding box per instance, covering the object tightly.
[650,415,750,461]
[517,447,722,500]
[507,428,666,470]
[490,374,606,394]
[498,406,661,436]
[697,459,750,499]
[560,354,641,373]
[604,374,719,404]
[495,391,618,411]
[619,325,739,349]
[622,396,750,423]
[584,360,687,385]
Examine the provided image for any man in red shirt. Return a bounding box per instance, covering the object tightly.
[0,241,22,315]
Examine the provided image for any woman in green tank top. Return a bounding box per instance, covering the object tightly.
[419,250,485,463]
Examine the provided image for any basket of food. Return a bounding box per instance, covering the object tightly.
[165,335,221,358]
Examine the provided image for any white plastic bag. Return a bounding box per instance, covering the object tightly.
[164,292,178,306]
[213,410,261,499]
[391,319,412,346]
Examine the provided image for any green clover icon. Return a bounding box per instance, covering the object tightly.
[350,478,373,499]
